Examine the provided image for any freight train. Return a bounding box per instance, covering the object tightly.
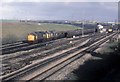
[27,29,97,43]
[27,25,114,43]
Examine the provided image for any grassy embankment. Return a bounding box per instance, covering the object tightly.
[1,20,81,44]
[73,40,120,80]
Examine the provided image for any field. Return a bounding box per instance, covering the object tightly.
[1,20,81,44]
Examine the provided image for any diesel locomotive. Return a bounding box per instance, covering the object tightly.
[27,29,97,43]
[107,28,113,33]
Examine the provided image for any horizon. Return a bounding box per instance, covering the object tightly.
[0,19,118,23]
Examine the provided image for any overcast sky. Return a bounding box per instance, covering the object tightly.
[0,0,119,22]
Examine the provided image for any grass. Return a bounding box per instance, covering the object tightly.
[1,21,81,44]
[73,41,120,80]
[98,41,119,54]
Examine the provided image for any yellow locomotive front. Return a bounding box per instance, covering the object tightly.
[27,34,37,42]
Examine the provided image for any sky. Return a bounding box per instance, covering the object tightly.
[0,0,119,22]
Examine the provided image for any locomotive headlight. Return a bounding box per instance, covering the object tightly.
[108,29,112,32]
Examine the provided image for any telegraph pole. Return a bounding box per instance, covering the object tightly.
[82,22,84,37]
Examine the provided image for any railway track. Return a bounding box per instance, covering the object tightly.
[1,32,117,81]
[1,41,24,48]
[1,33,107,75]
[1,35,92,75]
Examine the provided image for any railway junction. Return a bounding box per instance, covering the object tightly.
[0,31,120,81]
